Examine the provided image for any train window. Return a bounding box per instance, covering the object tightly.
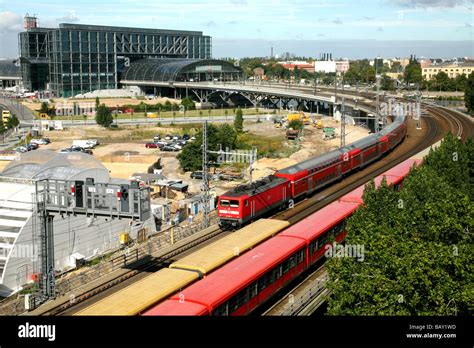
[230,200,239,208]
[310,240,318,254]
[220,200,230,207]
[249,281,258,298]
[289,256,296,269]
[244,199,248,207]
[297,249,306,263]
[213,303,228,316]
[228,296,239,313]
[276,265,283,279]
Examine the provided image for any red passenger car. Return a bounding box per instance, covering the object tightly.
[279,200,360,266]
[145,237,306,316]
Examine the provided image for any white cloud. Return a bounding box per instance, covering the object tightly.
[0,12,23,33]
[56,11,80,23]
[390,0,468,8]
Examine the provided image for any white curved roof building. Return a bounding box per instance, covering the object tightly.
[0,151,150,297]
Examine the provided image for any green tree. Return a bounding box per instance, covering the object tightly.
[234,107,244,133]
[453,74,467,92]
[343,60,375,85]
[381,74,396,91]
[40,102,49,114]
[465,73,474,113]
[288,119,304,130]
[404,55,422,86]
[326,135,474,315]
[181,97,195,110]
[95,104,113,128]
[433,71,451,91]
[6,114,19,129]
[95,96,100,111]
[0,118,5,135]
[177,124,240,172]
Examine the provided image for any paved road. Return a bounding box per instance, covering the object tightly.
[20,114,268,127]
[0,96,35,122]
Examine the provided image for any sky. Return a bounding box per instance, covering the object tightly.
[0,0,472,59]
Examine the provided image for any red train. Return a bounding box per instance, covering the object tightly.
[218,114,408,228]
[144,158,420,316]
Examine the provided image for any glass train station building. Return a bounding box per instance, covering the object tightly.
[18,20,234,97]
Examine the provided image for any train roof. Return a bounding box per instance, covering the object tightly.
[279,201,360,242]
[277,148,343,175]
[169,219,289,275]
[221,175,288,198]
[75,268,198,316]
[339,158,420,203]
[347,133,378,150]
[169,236,306,311]
[143,299,209,316]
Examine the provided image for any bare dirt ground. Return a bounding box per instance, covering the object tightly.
[0,117,368,190]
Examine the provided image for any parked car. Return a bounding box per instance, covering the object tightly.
[190,171,203,179]
[161,145,180,152]
[170,143,182,150]
[145,142,159,148]
[27,143,39,150]
[30,138,50,145]
[172,134,181,140]
[87,139,99,147]
[60,146,93,155]
[182,134,191,141]
[70,146,93,155]
[190,171,221,180]
[164,134,172,140]
[15,146,28,153]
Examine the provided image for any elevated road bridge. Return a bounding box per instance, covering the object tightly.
[119,80,378,118]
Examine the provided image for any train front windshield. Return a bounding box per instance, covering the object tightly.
[220,199,240,208]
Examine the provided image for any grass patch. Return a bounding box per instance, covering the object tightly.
[238,132,290,158]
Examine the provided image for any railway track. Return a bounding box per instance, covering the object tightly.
[263,265,328,316]
[33,224,227,315]
[39,103,470,316]
[260,107,472,316]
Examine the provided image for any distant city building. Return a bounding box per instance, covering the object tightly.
[278,61,315,73]
[18,17,212,97]
[422,63,474,80]
[0,59,21,88]
[281,52,296,60]
[419,59,432,69]
[253,67,265,79]
[392,58,410,69]
[314,60,336,74]
[385,72,403,80]
[336,61,350,74]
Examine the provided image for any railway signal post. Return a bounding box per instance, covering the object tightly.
[33,179,151,306]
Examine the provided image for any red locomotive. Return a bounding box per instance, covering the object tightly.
[218,114,408,228]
